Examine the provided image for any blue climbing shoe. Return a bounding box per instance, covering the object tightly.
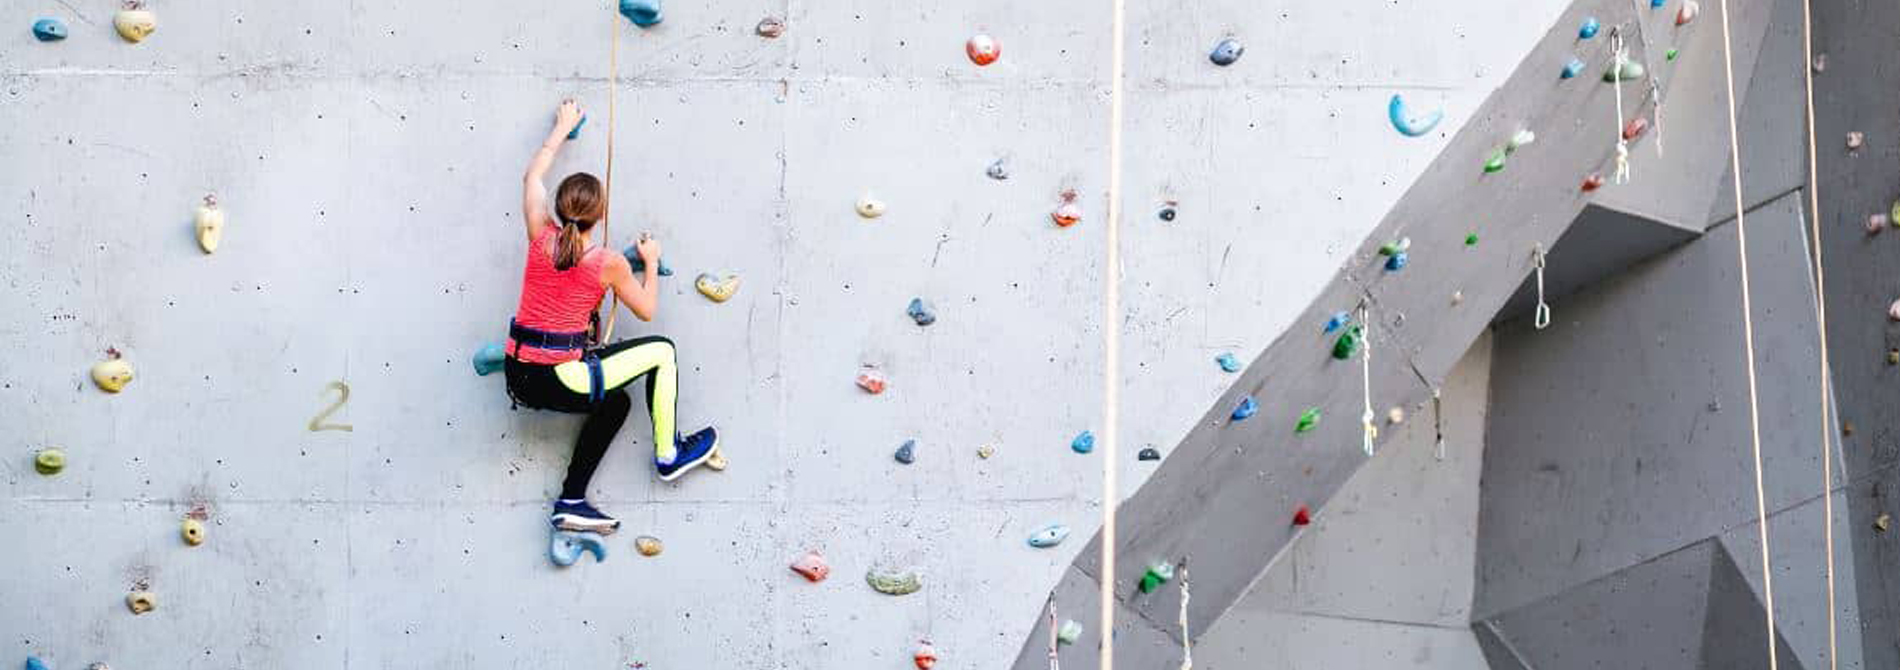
[551,499,620,534]
[656,427,718,482]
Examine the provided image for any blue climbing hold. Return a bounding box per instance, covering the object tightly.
[1215,352,1241,373]
[1232,395,1258,421]
[895,439,916,464]
[619,0,662,27]
[621,245,673,276]
[1387,94,1443,137]
[472,342,506,376]
[1027,523,1071,548]
[31,18,67,42]
[1651,0,1667,7]
[1385,251,1408,271]
[567,114,586,140]
[25,657,49,670]
[550,530,608,567]
[1323,310,1352,333]
[1579,17,1601,39]
[907,298,936,326]
[1209,38,1244,66]
[1561,57,1586,79]
[1071,430,1095,454]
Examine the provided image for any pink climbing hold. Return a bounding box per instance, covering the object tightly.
[1676,1,1700,26]
[1051,190,1082,228]
[1867,213,1889,235]
[1622,117,1649,141]
[1889,298,1900,322]
[856,367,888,394]
[790,551,830,582]
[966,34,1000,66]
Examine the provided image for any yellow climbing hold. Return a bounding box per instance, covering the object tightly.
[181,518,205,546]
[705,447,728,471]
[695,272,740,303]
[34,448,65,475]
[1873,512,1890,532]
[634,535,663,557]
[194,194,224,254]
[91,350,133,393]
[113,2,156,43]
[125,591,156,615]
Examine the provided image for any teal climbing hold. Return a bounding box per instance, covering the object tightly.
[1387,94,1443,137]
[1651,0,1666,7]
[1323,311,1352,333]
[32,18,67,41]
[1027,523,1071,548]
[1579,17,1601,39]
[1332,325,1362,360]
[472,342,505,376]
[1385,251,1408,271]
[1071,431,1095,454]
[1295,407,1321,433]
[621,245,673,276]
[1561,57,1586,79]
[1215,352,1241,373]
[907,298,936,326]
[567,114,586,140]
[550,530,608,567]
[1232,396,1258,421]
[26,657,50,670]
[619,0,662,27]
[1209,38,1244,66]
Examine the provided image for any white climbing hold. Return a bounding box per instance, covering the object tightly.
[91,349,133,393]
[855,193,887,219]
[1847,131,1865,151]
[195,194,224,254]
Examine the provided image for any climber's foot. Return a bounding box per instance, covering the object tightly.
[656,427,718,482]
[551,499,620,535]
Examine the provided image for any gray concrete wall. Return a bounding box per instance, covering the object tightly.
[0,1,1573,668]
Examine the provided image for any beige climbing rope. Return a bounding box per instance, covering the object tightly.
[1177,566,1192,670]
[1798,0,1840,664]
[1715,1,1780,666]
[1532,244,1551,329]
[1048,600,1062,670]
[1100,0,1127,666]
[1610,28,1632,184]
[1358,303,1376,457]
[598,4,622,343]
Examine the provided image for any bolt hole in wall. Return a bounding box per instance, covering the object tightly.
[3,1,1597,668]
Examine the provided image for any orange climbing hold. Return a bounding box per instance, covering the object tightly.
[1051,190,1082,227]
[1622,117,1649,141]
[790,551,830,582]
[856,367,887,394]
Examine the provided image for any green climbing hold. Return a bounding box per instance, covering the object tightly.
[1331,325,1362,360]
[1483,150,1507,174]
[1666,48,1679,61]
[1138,561,1176,594]
[1295,407,1321,433]
[1465,233,1479,246]
[35,448,65,475]
[1378,237,1410,257]
[1603,61,1647,82]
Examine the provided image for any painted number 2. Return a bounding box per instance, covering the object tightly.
[308,381,354,432]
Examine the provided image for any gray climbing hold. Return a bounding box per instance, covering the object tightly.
[32,18,67,41]
[1137,447,1161,461]
[1027,523,1071,548]
[619,0,662,27]
[895,439,916,464]
[1071,430,1094,454]
[1209,38,1244,66]
[755,16,785,38]
[621,245,673,276]
[1215,352,1241,372]
[907,298,936,326]
[472,342,505,376]
[550,530,608,567]
[986,158,1009,180]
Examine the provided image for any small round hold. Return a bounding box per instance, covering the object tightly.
[1137,447,1161,461]
[114,3,156,43]
[894,439,916,464]
[913,640,939,669]
[1231,395,1259,421]
[619,0,662,28]
[976,444,996,460]
[966,34,1000,66]
[32,18,68,41]
[1386,406,1405,425]
[126,591,157,615]
[1209,37,1245,66]
[634,535,663,557]
[34,448,66,475]
[1866,213,1888,235]
[1675,1,1699,26]
[1215,352,1241,373]
[1378,237,1411,256]
[1051,190,1082,227]
[1157,204,1177,222]
[985,158,1009,180]
[181,517,206,546]
[1623,117,1650,141]
[1581,174,1606,192]
[1071,431,1094,454]
[855,193,887,218]
[1847,131,1865,151]
[1561,57,1586,79]
[91,351,134,393]
[755,16,785,38]
[906,298,936,326]
[1056,619,1084,645]
[1579,17,1601,39]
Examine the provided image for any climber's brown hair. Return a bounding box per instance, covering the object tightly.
[552,173,605,271]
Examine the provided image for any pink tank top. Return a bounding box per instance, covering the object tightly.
[508,227,609,364]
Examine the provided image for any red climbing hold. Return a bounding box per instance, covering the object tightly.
[914,640,939,669]
[1292,504,1312,526]
[966,34,1000,66]
[1051,190,1082,227]
[1622,117,1649,141]
[790,551,830,582]
[1581,174,1605,192]
[856,367,888,394]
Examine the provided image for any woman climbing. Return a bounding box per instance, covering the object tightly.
[505,99,719,534]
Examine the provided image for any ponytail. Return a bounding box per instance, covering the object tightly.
[554,219,586,271]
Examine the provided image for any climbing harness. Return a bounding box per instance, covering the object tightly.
[1532,245,1552,330]
[1177,565,1192,670]
[1714,1,1779,666]
[1358,303,1377,457]
[506,319,607,406]
[1610,28,1633,184]
[1797,0,1840,661]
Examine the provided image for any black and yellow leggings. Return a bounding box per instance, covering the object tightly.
[504,336,679,499]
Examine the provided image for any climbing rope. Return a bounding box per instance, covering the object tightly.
[1610,28,1632,184]
[1358,302,1376,457]
[1532,244,1552,330]
[1047,600,1061,670]
[1626,0,1668,155]
[597,4,623,343]
[1715,1,1780,666]
[1101,0,1128,665]
[1177,565,1192,670]
[1798,0,1840,664]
